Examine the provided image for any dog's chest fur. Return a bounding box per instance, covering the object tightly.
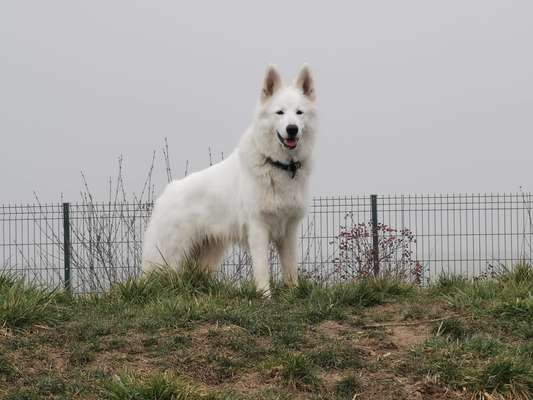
[250,164,308,238]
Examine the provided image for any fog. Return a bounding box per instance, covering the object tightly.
[1,1,532,203]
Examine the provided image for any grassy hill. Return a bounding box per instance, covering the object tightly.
[1,265,532,400]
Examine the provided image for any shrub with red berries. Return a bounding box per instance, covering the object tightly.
[331,213,424,284]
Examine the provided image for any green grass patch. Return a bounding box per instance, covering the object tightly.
[404,333,533,398]
[308,343,364,370]
[104,373,198,400]
[278,353,320,390]
[334,374,362,399]
[104,373,239,400]
[1,264,532,399]
[432,318,470,340]
[0,277,61,328]
[0,354,16,378]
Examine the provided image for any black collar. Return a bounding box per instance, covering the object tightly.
[265,157,302,179]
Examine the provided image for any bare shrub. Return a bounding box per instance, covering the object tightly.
[331,213,423,284]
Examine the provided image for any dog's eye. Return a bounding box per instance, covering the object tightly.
[276,110,284,115]
[296,110,304,115]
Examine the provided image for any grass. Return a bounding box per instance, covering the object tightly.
[309,342,365,370]
[104,373,207,400]
[0,276,62,329]
[334,375,362,399]
[400,263,533,399]
[0,264,532,399]
[0,354,16,378]
[278,353,320,390]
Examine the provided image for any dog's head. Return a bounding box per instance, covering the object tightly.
[254,65,317,160]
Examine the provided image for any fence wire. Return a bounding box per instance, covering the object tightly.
[1,193,532,293]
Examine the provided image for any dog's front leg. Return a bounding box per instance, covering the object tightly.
[248,220,271,297]
[277,220,299,287]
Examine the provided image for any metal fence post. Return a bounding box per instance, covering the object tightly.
[62,202,71,291]
[371,195,379,276]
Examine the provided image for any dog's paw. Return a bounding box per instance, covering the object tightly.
[257,286,271,298]
[283,275,299,288]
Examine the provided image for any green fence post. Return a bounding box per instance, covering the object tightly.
[371,195,379,276]
[62,202,71,291]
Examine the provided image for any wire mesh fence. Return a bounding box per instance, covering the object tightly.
[2,193,532,293]
[302,194,533,283]
[0,202,152,294]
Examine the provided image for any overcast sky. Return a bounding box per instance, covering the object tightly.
[1,1,532,203]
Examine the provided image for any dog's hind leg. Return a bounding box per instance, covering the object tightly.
[142,240,188,274]
[197,239,227,274]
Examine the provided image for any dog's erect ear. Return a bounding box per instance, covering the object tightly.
[294,64,315,101]
[261,65,282,102]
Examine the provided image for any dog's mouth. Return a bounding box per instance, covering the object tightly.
[277,131,298,150]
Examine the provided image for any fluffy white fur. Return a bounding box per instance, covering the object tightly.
[142,64,317,295]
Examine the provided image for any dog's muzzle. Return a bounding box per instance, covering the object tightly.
[277,131,299,150]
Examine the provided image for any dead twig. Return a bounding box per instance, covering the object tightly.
[361,314,465,329]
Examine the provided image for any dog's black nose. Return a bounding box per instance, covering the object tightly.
[286,125,299,138]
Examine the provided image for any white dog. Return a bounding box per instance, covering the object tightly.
[142,64,317,295]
